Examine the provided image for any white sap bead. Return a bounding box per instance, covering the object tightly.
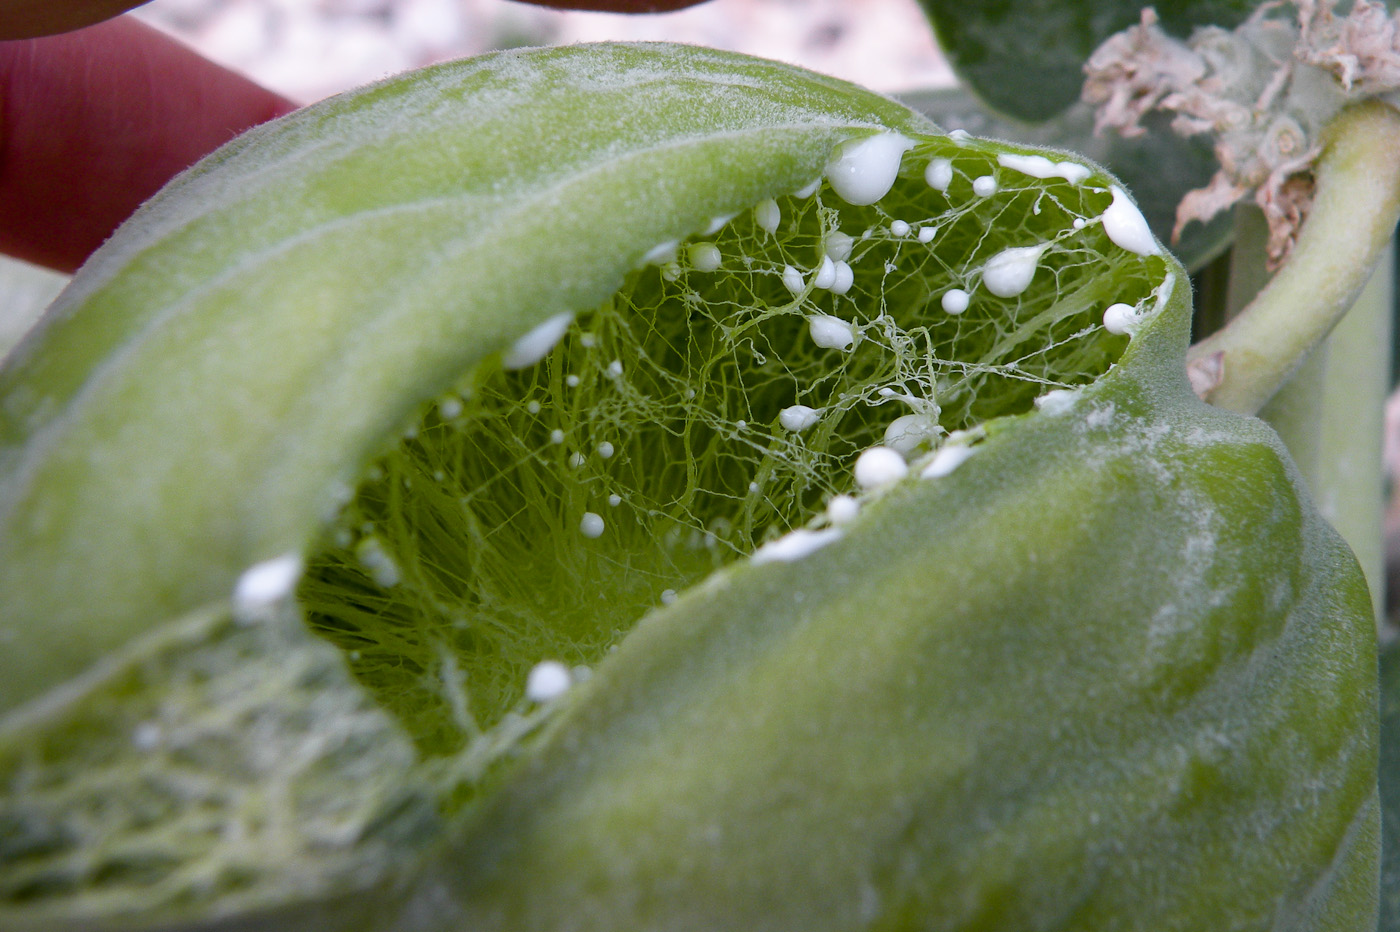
[825,133,914,206]
[782,264,805,295]
[925,157,954,192]
[779,404,821,432]
[824,231,854,260]
[579,512,605,538]
[941,288,970,314]
[643,240,679,265]
[525,660,573,702]
[854,446,908,489]
[830,260,855,295]
[755,198,781,234]
[502,312,574,370]
[982,244,1048,298]
[1103,302,1138,334]
[233,553,303,617]
[889,219,911,237]
[921,444,976,478]
[751,528,843,566]
[688,241,722,271]
[825,494,861,525]
[972,175,998,197]
[1102,186,1159,255]
[808,314,855,350]
[597,441,615,458]
[813,256,838,290]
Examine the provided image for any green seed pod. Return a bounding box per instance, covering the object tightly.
[0,43,1377,930]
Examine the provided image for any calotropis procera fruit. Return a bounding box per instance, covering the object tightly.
[0,42,1377,931]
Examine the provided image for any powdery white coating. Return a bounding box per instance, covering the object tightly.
[606,359,624,378]
[854,445,908,489]
[794,178,822,199]
[889,219,911,237]
[825,231,854,260]
[232,553,303,614]
[502,311,574,370]
[918,226,936,243]
[1034,389,1080,416]
[830,261,855,295]
[941,288,970,314]
[1103,302,1139,335]
[643,239,679,265]
[813,256,838,290]
[755,199,781,234]
[688,242,722,272]
[982,244,1048,298]
[782,264,805,295]
[779,404,821,431]
[809,314,855,351]
[1102,186,1160,256]
[996,152,1092,184]
[972,175,998,197]
[921,444,976,478]
[438,397,463,419]
[525,660,573,703]
[550,429,565,445]
[884,414,938,455]
[824,133,914,206]
[597,440,615,458]
[826,494,861,525]
[925,157,953,192]
[750,527,844,566]
[579,512,605,538]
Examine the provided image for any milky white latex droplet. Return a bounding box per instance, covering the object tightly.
[825,133,914,206]
[1102,186,1160,256]
[982,245,1048,298]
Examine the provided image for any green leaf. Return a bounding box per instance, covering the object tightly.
[896,87,1233,271]
[0,42,1378,930]
[915,0,1259,122]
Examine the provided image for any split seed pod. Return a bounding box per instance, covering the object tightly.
[0,43,1377,931]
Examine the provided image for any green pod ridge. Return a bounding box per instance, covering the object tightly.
[0,41,1378,930]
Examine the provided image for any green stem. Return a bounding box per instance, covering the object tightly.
[1261,244,1393,619]
[1187,101,1400,415]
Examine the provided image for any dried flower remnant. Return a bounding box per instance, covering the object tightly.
[1082,1,1399,268]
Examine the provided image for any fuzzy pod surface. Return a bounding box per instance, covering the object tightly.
[0,42,1378,931]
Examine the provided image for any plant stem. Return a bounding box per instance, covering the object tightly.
[1261,244,1393,619]
[1187,101,1400,415]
